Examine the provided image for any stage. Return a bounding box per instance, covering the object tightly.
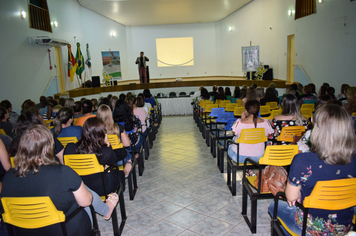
[56,76,288,99]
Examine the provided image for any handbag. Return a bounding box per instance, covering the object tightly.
[254,165,288,196]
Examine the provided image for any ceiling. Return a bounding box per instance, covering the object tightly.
[77,0,253,26]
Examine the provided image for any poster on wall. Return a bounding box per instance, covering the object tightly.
[101,51,122,80]
[241,46,260,72]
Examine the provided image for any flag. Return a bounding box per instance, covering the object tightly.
[85,43,92,79]
[67,44,78,83]
[75,42,85,79]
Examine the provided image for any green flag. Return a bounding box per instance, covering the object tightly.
[75,42,85,79]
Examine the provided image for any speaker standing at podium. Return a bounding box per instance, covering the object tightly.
[135,51,149,84]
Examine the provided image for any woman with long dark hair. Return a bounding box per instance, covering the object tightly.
[228,100,272,163]
[260,87,279,105]
[52,107,82,140]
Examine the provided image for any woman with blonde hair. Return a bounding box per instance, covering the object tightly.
[96,104,132,176]
[269,104,356,235]
[268,94,308,145]
[344,86,356,115]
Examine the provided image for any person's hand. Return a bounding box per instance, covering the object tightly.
[104,134,110,147]
[287,200,296,207]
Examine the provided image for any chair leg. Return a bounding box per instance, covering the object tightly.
[138,150,144,176]
[232,165,237,196]
[250,196,257,233]
[241,181,248,216]
[111,208,120,236]
[227,159,231,187]
[220,149,225,173]
[127,173,134,201]
[211,137,216,158]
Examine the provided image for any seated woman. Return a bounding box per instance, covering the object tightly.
[260,87,279,106]
[9,110,65,164]
[228,100,272,164]
[0,139,11,194]
[268,94,308,146]
[128,96,148,138]
[0,106,14,137]
[113,99,143,151]
[2,125,93,236]
[52,107,82,140]
[96,104,133,177]
[269,104,356,235]
[214,86,225,101]
[64,117,121,196]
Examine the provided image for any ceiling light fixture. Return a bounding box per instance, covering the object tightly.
[111,31,116,37]
[288,9,292,16]
[229,26,233,32]
[53,21,58,27]
[21,10,26,19]
[319,0,323,3]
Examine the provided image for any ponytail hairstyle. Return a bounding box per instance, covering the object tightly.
[244,100,260,128]
[53,107,74,137]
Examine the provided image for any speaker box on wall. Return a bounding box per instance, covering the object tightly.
[92,76,100,87]
[263,68,273,81]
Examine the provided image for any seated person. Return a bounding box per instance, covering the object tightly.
[128,96,149,138]
[260,87,279,106]
[298,84,316,106]
[269,104,356,235]
[0,139,11,194]
[64,117,120,196]
[75,100,96,126]
[0,100,19,128]
[268,94,308,146]
[228,100,272,163]
[52,107,82,140]
[0,106,14,137]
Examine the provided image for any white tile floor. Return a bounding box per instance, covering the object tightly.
[98,116,272,235]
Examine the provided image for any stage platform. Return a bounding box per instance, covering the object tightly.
[56,76,288,99]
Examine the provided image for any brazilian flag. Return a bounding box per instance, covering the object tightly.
[75,42,85,79]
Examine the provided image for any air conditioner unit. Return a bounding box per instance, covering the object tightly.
[30,36,69,46]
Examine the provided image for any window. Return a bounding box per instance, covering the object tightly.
[28,0,52,32]
[295,0,316,20]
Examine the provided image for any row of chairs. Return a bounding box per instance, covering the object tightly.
[2,105,163,235]
[155,91,193,98]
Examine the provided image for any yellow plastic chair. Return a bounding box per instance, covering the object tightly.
[44,120,53,127]
[301,103,315,112]
[234,106,245,118]
[242,145,298,233]
[1,196,98,236]
[57,137,78,148]
[225,103,238,112]
[236,99,243,107]
[107,134,124,149]
[0,129,6,135]
[271,178,356,236]
[226,128,268,196]
[352,112,356,116]
[64,154,126,234]
[267,109,282,120]
[300,108,313,119]
[277,126,306,143]
[260,105,271,117]
[266,101,279,110]
[73,118,78,125]
[218,100,231,108]
[10,156,14,168]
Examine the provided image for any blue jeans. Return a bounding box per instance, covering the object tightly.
[117,152,132,166]
[227,145,261,163]
[268,200,303,236]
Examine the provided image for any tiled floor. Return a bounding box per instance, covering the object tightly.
[98,116,272,235]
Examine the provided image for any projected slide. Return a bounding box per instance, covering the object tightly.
[156,37,194,67]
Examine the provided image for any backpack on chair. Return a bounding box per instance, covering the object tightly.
[254,165,288,195]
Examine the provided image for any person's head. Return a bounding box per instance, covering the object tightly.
[303,84,312,94]
[58,98,66,107]
[53,107,74,137]
[96,104,119,136]
[74,101,82,113]
[256,87,263,98]
[318,85,327,96]
[264,87,277,100]
[0,100,12,112]
[281,94,303,123]
[297,84,304,93]
[326,87,336,99]
[52,105,63,118]
[82,100,93,114]
[143,89,151,98]
[127,95,137,111]
[14,125,57,177]
[99,97,111,107]
[246,87,258,101]
[119,93,126,101]
[225,87,231,96]
[39,96,47,107]
[80,98,87,103]
[269,83,276,90]
[200,88,210,100]
[310,104,356,165]
[64,98,75,108]
[346,87,356,110]
[308,83,316,94]
[213,85,217,92]
[290,83,298,92]
[244,100,260,128]
[234,86,240,98]
[110,96,118,110]
[113,99,134,130]
[322,83,330,88]
[107,94,113,100]
[0,106,9,122]
[240,88,247,99]
[136,96,145,108]
[21,100,38,115]
[252,83,258,89]
[287,87,296,96]
[91,98,98,110]
[218,87,224,95]
[341,84,350,95]
[140,51,144,57]
[315,95,332,111]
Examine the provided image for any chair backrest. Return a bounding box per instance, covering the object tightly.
[236,128,268,144]
[73,118,78,125]
[0,129,6,135]
[225,103,238,112]
[266,102,278,110]
[10,156,14,168]
[64,154,104,176]
[216,112,235,123]
[218,100,231,108]
[107,134,123,149]
[179,92,186,96]
[277,126,306,142]
[300,108,313,119]
[200,100,213,109]
[301,103,315,112]
[260,105,271,115]
[259,145,298,166]
[231,97,238,103]
[57,137,78,148]
[169,92,177,98]
[116,122,135,134]
[1,196,65,229]
[303,178,356,210]
[268,109,282,120]
[226,95,232,101]
[351,112,356,116]
[225,119,237,131]
[209,107,225,117]
[303,99,316,105]
[236,99,243,107]
[234,106,245,117]
[205,104,218,113]
[44,120,52,127]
